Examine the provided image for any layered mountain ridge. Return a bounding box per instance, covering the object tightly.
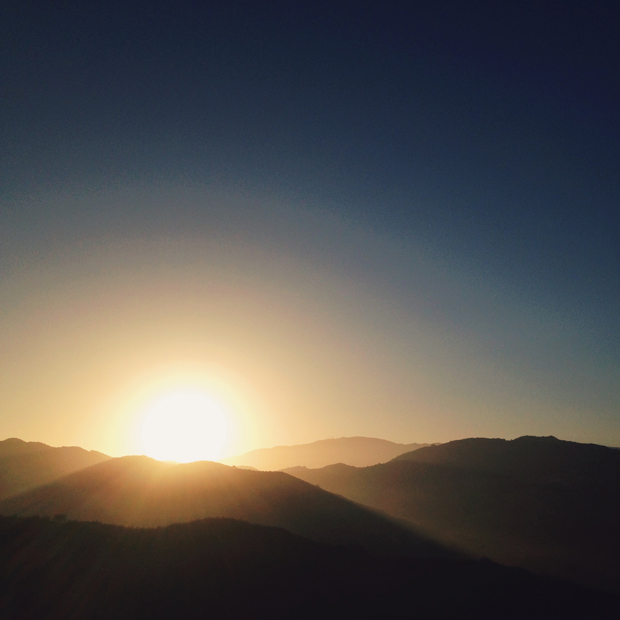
[3,434,619,596]
[285,435,620,592]
[0,438,111,500]
[0,453,453,560]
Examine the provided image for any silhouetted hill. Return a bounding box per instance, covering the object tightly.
[0,456,453,559]
[221,436,430,469]
[0,438,111,500]
[285,436,620,593]
[1,515,615,620]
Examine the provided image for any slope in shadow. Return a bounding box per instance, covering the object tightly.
[285,436,620,593]
[0,455,455,559]
[1,515,616,620]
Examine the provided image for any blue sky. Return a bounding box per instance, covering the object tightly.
[1,1,618,454]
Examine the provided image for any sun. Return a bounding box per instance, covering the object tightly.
[141,391,227,462]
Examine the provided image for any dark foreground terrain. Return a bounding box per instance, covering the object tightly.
[0,515,616,620]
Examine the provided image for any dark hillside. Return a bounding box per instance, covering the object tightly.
[395,436,620,477]
[0,516,615,620]
[286,436,620,592]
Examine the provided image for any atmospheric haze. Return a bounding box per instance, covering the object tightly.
[2,1,619,458]
[2,185,618,459]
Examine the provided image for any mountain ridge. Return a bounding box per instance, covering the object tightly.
[0,437,111,500]
[285,435,620,593]
[0,454,456,560]
[221,436,431,470]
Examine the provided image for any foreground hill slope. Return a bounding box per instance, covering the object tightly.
[0,438,111,500]
[221,436,430,470]
[285,436,620,592]
[1,515,616,620]
[0,456,452,559]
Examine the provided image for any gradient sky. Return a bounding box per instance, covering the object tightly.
[1,1,619,457]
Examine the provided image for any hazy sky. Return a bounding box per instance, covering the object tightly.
[1,1,618,457]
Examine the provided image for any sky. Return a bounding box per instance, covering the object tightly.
[1,0,619,457]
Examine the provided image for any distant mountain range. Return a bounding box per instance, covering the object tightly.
[284,436,620,593]
[3,434,619,598]
[0,438,111,500]
[1,515,615,620]
[0,454,453,560]
[221,436,431,469]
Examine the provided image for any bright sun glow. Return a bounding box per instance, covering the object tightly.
[141,391,227,462]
